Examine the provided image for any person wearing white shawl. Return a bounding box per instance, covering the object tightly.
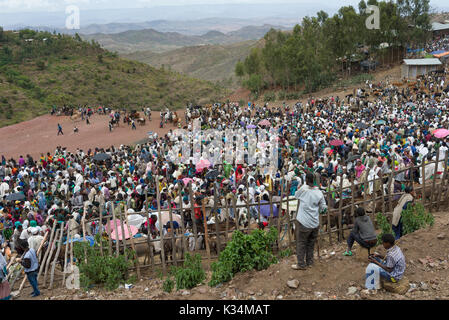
[392,187,414,239]
[0,251,11,300]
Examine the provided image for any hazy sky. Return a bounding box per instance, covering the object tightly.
[1,0,447,13]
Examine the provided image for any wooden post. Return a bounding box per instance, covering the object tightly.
[107,202,113,256]
[224,196,230,242]
[437,151,448,211]
[178,184,188,259]
[277,178,283,250]
[43,223,59,286]
[326,188,332,245]
[118,206,128,262]
[38,221,57,282]
[431,150,439,211]
[49,224,64,289]
[381,173,386,217]
[350,179,355,219]
[388,171,394,214]
[124,205,141,279]
[188,183,198,252]
[62,221,71,286]
[269,190,274,229]
[99,207,104,257]
[81,208,88,264]
[156,177,166,274]
[167,196,177,266]
[233,194,239,231]
[286,182,292,248]
[422,160,426,208]
[111,202,120,258]
[213,184,221,256]
[202,198,211,262]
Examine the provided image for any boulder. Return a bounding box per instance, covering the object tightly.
[382,277,410,295]
[287,280,300,289]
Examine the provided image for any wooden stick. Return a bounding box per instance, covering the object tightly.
[167,196,177,266]
[118,206,128,263]
[278,178,283,250]
[338,175,343,242]
[156,176,166,275]
[326,188,332,245]
[124,204,141,279]
[422,160,426,207]
[213,184,221,256]
[99,207,104,257]
[49,224,64,289]
[431,149,439,212]
[107,202,113,256]
[202,198,211,262]
[111,202,120,258]
[286,182,292,249]
[437,151,448,211]
[388,171,393,214]
[62,221,71,286]
[224,195,229,243]
[38,221,56,282]
[188,183,198,252]
[43,223,59,286]
[178,184,188,259]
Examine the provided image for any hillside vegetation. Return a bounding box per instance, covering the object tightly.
[236,0,432,95]
[124,40,263,88]
[0,28,225,127]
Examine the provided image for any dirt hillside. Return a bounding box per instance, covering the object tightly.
[18,210,449,300]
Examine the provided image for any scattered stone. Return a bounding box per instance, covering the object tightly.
[287,280,300,289]
[420,282,429,291]
[257,291,263,296]
[144,288,149,292]
[419,258,427,265]
[181,290,190,296]
[220,292,227,298]
[347,287,358,295]
[437,234,445,240]
[249,296,256,300]
[198,288,207,294]
[383,277,410,295]
[276,295,283,300]
[248,290,255,295]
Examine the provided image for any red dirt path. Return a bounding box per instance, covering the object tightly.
[0,114,174,160]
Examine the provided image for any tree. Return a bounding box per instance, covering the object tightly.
[0,27,4,42]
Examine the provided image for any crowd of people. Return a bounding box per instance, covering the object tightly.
[1,59,449,298]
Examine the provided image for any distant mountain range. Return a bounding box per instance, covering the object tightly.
[82,24,285,54]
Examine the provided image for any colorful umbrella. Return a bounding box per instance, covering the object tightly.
[330,140,344,147]
[182,177,194,185]
[246,124,257,129]
[375,120,386,125]
[196,159,211,171]
[258,119,271,126]
[110,225,138,241]
[433,128,449,139]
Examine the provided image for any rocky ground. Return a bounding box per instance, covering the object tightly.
[17,210,449,301]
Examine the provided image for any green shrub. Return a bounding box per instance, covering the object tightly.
[375,212,392,245]
[279,248,292,258]
[163,278,174,293]
[263,92,276,102]
[277,91,286,100]
[73,235,134,291]
[171,253,205,290]
[401,202,434,235]
[209,227,278,287]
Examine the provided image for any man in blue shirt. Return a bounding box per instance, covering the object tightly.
[17,241,40,297]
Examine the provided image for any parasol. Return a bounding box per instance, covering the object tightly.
[258,119,271,126]
[196,159,211,171]
[330,140,344,147]
[92,153,111,161]
[433,128,449,139]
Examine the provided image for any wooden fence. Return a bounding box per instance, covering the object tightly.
[3,151,449,292]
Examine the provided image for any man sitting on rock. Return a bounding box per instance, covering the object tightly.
[343,207,377,256]
[365,233,406,290]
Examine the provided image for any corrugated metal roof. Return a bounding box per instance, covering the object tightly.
[432,22,449,31]
[403,58,442,66]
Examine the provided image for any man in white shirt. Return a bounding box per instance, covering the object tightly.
[292,173,327,270]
